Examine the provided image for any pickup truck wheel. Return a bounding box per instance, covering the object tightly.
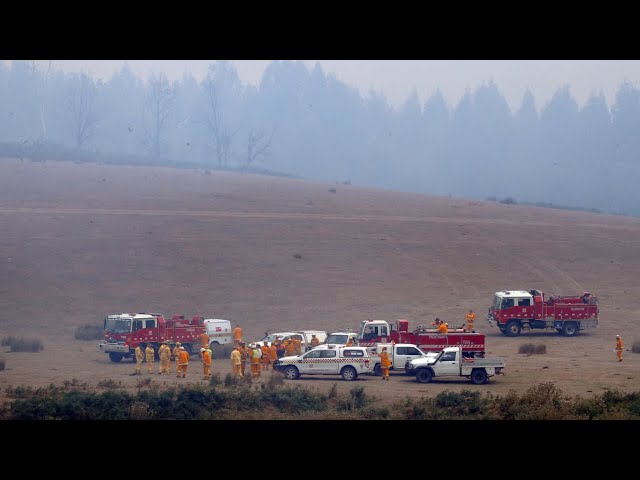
[108,352,123,363]
[505,321,521,337]
[373,363,382,376]
[416,369,433,383]
[471,369,487,385]
[561,322,578,337]
[341,366,358,381]
[283,366,299,380]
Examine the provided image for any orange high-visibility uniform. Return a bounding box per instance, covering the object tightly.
[233,326,243,345]
[293,338,302,355]
[437,323,448,334]
[199,332,209,349]
[261,345,271,370]
[285,340,296,356]
[616,337,624,362]
[135,345,144,374]
[380,350,392,380]
[177,350,189,377]
[202,350,211,379]
[231,349,242,377]
[145,345,155,373]
[466,311,476,331]
[269,344,278,362]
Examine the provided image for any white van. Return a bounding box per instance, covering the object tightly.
[203,319,233,346]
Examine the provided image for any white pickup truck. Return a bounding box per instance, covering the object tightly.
[368,343,436,376]
[406,345,505,384]
[272,345,371,381]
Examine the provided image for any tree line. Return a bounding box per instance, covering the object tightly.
[1,60,639,216]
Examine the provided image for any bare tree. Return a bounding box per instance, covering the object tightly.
[245,124,276,167]
[143,72,174,157]
[202,75,238,168]
[66,74,98,149]
[27,60,54,138]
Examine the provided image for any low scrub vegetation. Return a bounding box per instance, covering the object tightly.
[1,336,44,352]
[74,324,104,340]
[2,381,640,420]
[519,343,547,355]
[632,340,640,354]
[0,358,4,371]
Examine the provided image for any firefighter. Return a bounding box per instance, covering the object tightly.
[233,324,243,346]
[199,329,209,353]
[172,342,182,373]
[239,342,248,376]
[201,347,211,380]
[145,343,155,374]
[616,335,624,362]
[269,342,278,365]
[293,336,302,356]
[285,338,296,356]
[309,334,320,349]
[437,321,448,334]
[177,346,189,378]
[379,346,392,381]
[261,342,271,371]
[346,337,354,347]
[231,345,242,377]
[465,309,476,332]
[250,344,261,378]
[275,338,285,359]
[158,340,171,375]
[134,344,144,375]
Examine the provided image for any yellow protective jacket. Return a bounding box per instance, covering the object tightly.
[135,346,144,361]
[145,346,155,362]
[159,344,170,359]
[466,312,476,324]
[380,351,392,368]
[230,349,241,365]
[172,346,181,358]
[310,337,320,348]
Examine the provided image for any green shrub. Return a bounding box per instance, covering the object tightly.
[74,324,103,340]
[1,336,43,352]
[328,383,338,399]
[96,379,123,389]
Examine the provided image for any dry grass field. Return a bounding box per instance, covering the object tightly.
[1,158,639,408]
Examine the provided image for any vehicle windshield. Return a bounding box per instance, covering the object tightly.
[104,317,131,334]
[492,295,502,310]
[325,334,349,344]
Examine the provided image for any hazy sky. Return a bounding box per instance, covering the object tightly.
[6,60,640,112]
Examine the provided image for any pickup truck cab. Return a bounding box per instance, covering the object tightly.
[272,345,371,381]
[406,345,505,384]
[368,343,435,375]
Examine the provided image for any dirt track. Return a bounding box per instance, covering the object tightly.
[0,158,639,407]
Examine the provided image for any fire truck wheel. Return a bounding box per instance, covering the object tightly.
[108,352,124,363]
[416,368,433,383]
[341,366,358,381]
[284,366,300,380]
[471,369,487,385]
[373,363,382,376]
[561,322,578,337]
[504,321,521,337]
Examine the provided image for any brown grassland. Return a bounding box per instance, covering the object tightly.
[0,158,639,409]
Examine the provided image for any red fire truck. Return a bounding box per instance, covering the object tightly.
[486,289,599,337]
[355,319,486,358]
[98,313,206,362]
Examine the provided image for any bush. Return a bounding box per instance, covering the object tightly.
[1,336,44,352]
[534,344,547,355]
[632,341,640,354]
[97,379,123,389]
[74,324,103,341]
[0,358,4,371]
[328,187,337,193]
[500,197,518,205]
